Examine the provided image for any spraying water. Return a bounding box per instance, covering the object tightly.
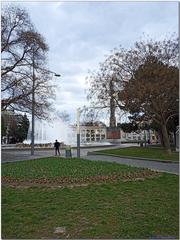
[24,114,76,145]
[24,113,113,146]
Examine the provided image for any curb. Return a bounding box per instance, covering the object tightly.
[87,151,179,164]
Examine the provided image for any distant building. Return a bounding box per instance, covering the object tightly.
[70,121,106,144]
[70,121,159,144]
[120,129,158,143]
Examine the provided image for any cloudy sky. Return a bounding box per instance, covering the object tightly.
[3,1,179,123]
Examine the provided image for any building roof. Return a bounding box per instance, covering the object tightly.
[81,121,106,127]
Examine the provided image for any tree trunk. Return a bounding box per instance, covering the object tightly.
[109,98,116,127]
[161,123,171,154]
[173,130,176,146]
[109,78,116,128]
[158,130,165,147]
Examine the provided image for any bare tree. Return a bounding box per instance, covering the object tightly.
[1,5,55,119]
[86,34,178,153]
[81,106,100,124]
[56,110,70,123]
[86,48,127,127]
[115,35,178,153]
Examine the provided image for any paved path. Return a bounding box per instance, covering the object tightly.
[83,155,179,175]
[1,144,138,163]
[2,145,179,175]
[1,150,55,163]
[1,146,127,163]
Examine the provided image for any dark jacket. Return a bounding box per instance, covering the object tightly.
[54,141,60,149]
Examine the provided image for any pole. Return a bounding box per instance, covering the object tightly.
[148,129,151,144]
[144,130,147,147]
[31,49,35,155]
[77,108,80,158]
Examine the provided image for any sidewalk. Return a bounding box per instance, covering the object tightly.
[2,145,178,175]
[87,151,178,163]
[1,144,137,163]
[83,154,179,175]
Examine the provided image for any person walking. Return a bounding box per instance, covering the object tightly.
[54,140,60,156]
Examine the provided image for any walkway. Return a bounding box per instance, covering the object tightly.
[1,143,137,163]
[1,146,124,163]
[83,154,179,175]
[2,145,179,175]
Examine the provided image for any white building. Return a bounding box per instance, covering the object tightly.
[120,129,158,143]
[70,121,158,145]
[70,122,106,144]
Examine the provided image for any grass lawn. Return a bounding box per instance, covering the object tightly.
[94,147,179,161]
[2,157,146,180]
[148,144,176,150]
[2,157,179,239]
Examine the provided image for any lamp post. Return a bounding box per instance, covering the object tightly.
[30,51,61,155]
[31,49,35,155]
[75,105,126,158]
[144,129,147,147]
[54,74,61,77]
[77,107,81,158]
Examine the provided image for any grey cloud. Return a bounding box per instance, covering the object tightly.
[6,1,178,123]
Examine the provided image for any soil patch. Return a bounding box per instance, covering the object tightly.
[2,170,161,189]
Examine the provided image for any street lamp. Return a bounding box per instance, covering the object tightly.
[30,60,61,156]
[31,49,35,155]
[54,73,61,77]
[77,108,81,158]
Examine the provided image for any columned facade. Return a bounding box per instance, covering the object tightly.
[80,126,106,143]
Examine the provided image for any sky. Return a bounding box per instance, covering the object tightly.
[2,1,179,123]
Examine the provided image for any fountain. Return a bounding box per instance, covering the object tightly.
[23,113,114,148]
[24,114,76,146]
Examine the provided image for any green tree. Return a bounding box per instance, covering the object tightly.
[7,114,17,143]
[16,114,30,142]
[1,111,30,143]
[166,115,179,145]
[119,122,139,133]
[1,115,7,138]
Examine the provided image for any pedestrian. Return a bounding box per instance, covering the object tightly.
[54,139,60,156]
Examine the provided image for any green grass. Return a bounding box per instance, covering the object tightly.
[95,147,179,161]
[2,175,179,239]
[2,157,179,239]
[148,144,176,149]
[2,157,143,180]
